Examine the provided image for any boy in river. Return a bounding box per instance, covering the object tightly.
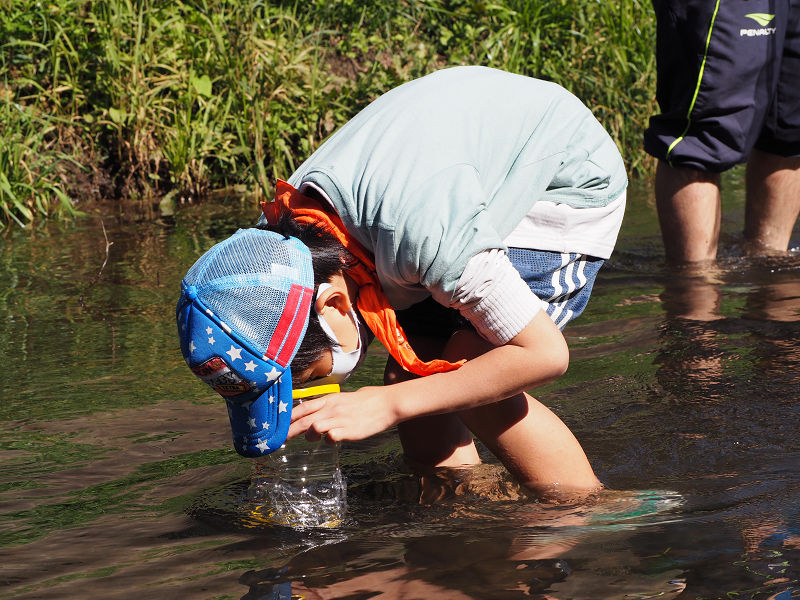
[177,66,627,498]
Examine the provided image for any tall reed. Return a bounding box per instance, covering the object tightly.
[1,0,657,228]
[0,100,80,226]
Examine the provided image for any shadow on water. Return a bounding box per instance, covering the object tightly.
[0,171,799,599]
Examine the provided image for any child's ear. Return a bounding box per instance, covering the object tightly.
[314,278,353,314]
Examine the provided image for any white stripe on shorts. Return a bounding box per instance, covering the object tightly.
[546,253,568,324]
[543,253,589,328]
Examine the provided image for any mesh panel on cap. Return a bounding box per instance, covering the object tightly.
[182,229,313,355]
[201,286,288,354]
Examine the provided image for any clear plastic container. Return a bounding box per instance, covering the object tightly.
[247,386,347,528]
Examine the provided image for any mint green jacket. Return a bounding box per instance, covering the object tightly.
[288,66,627,309]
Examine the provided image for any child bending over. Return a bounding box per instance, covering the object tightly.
[177,66,627,499]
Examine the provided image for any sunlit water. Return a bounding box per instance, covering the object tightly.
[1,169,798,599]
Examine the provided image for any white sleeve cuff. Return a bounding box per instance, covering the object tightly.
[439,249,544,346]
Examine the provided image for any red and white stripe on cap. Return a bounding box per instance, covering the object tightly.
[266,283,313,366]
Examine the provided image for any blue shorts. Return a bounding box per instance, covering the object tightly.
[644,0,800,171]
[395,249,604,338]
[508,248,604,330]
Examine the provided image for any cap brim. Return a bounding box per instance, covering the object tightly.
[177,295,295,457]
[226,366,293,457]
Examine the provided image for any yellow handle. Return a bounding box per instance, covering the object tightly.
[292,383,340,400]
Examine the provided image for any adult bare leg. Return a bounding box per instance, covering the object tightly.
[655,160,722,263]
[744,149,800,254]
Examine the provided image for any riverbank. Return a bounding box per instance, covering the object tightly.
[1,0,656,228]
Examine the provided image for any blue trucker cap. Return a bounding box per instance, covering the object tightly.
[176,228,314,457]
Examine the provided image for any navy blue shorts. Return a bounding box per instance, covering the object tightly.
[644,0,800,172]
[395,250,604,340]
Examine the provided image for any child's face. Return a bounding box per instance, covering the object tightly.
[297,349,334,385]
[296,273,361,385]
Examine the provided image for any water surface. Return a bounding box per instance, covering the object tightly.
[1,171,798,599]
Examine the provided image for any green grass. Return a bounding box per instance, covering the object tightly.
[0,99,81,226]
[0,0,657,228]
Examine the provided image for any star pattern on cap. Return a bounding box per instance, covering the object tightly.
[187,317,287,397]
[185,308,298,458]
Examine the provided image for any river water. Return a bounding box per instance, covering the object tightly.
[1,171,798,599]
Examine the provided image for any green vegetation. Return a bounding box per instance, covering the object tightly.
[1,0,657,228]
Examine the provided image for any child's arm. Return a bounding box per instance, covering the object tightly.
[288,307,567,441]
[288,307,601,494]
[289,308,603,494]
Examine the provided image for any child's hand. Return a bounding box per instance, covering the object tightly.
[287,386,401,444]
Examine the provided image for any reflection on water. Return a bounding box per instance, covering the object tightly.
[1,175,799,599]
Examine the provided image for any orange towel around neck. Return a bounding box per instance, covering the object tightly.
[261,180,465,376]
